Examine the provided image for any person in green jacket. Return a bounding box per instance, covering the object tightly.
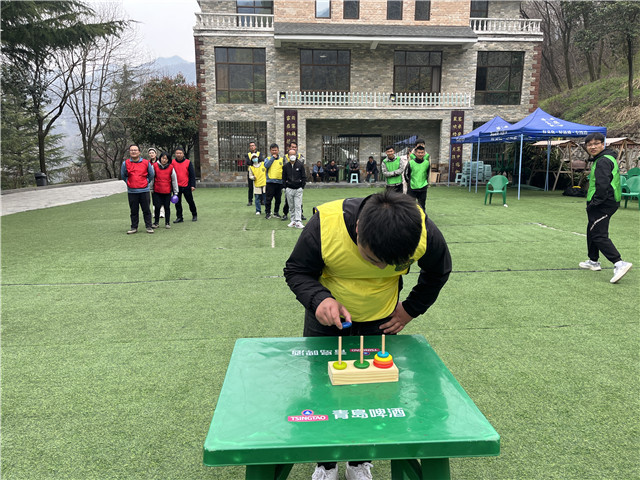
[579,133,632,283]
[404,144,430,211]
[381,146,404,193]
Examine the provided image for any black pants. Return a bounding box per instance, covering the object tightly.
[153,192,172,225]
[586,203,621,264]
[305,308,384,470]
[365,172,378,182]
[265,183,283,216]
[128,191,152,229]
[312,173,325,183]
[247,174,253,204]
[175,186,197,220]
[407,188,427,212]
[386,184,403,193]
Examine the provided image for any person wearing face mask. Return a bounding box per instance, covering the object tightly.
[248,154,267,216]
[282,141,306,221]
[282,147,306,229]
[263,143,284,219]
[151,152,178,228]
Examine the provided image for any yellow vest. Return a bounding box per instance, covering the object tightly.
[267,156,283,180]
[249,163,267,187]
[317,199,427,322]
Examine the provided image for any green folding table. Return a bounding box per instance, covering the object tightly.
[203,335,499,479]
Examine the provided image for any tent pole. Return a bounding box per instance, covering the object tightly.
[545,139,551,191]
[475,138,480,193]
[469,143,474,192]
[518,134,524,200]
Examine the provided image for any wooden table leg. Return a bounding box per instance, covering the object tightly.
[245,464,293,480]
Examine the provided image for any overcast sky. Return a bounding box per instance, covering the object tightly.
[117,0,201,63]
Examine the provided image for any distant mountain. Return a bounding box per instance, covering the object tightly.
[146,56,196,84]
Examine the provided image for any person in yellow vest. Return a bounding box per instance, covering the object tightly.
[381,146,405,193]
[245,141,263,207]
[404,144,430,211]
[579,132,632,283]
[283,190,451,479]
[263,143,284,219]
[248,155,267,215]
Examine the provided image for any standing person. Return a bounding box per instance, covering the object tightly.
[172,148,198,223]
[121,144,155,234]
[147,147,164,219]
[283,141,306,221]
[282,147,306,229]
[283,190,452,480]
[263,143,284,219]
[381,146,404,193]
[248,154,267,215]
[579,133,632,283]
[404,145,430,211]
[365,156,378,183]
[245,141,263,207]
[312,161,325,183]
[152,152,178,228]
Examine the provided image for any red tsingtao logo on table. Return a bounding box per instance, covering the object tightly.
[287,409,328,422]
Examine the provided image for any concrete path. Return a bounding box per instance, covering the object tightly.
[1,180,127,216]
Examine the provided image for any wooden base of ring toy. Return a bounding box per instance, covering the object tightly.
[328,360,399,385]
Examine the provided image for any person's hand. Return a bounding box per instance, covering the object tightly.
[191,187,195,192]
[380,301,413,334]
[315,298,351,329]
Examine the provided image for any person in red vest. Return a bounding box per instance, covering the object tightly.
[172,148,198,223]
[121,144,155,234]
[152,152,179,229]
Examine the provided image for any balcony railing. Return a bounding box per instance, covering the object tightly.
[195,13,274,31]
[470,18,542,35]
[276,91,471,109]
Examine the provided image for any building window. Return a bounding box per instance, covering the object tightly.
[470,0,489,18]
[343,0,359,19]
[215,47,266,104]
[394,51,442,93]
[387,0,403,20]
[218,121,268,173]
[236,0,273,14]
[300,49,350,92]
[316,0,331,18]
[322,136,359,168]
[475,51,524,105]
[415,1,430,20]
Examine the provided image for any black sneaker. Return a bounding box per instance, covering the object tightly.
[173,217,184,223]
[273,213,281,218]
[301,215,307,221]
[192,215,197,222]
[265,214,272,219]
[281,215,288,221]
[151,223,160,229]
[247,202,252,206]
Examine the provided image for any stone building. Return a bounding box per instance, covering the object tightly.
[193,1,543,182]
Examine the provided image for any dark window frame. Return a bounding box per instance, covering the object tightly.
[236,0,273,14]
[475,51,524,106]
[393,50,442,93]
[300,49,351,92]
[415,0,430,20]
[470,0,489,18]
[316,0,331,18]
[343,0,359,19]
[215,47,267,105]
[387,0,403,20]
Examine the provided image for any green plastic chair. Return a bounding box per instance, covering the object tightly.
[484,175,509,205]
[621,175,640,209]
[621,175,629,193]
[626,167,640,178]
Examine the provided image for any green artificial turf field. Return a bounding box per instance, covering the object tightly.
[1,185,638,479]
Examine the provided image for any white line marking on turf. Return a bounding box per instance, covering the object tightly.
[271,230,275,248]
[531,222,586,237]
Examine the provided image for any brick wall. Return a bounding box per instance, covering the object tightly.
[275,0,469,26]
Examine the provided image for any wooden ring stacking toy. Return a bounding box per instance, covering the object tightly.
[328,334,398,385]
[354,360,370,369]
[333,361,347,370]
[373,352,394,369]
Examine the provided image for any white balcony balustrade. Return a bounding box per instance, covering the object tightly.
[276,91,471,109]
[195,13,274,31]
[470,18,542,35]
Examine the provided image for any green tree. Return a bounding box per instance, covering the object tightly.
[126,75,199,157]
[0,0,126,177]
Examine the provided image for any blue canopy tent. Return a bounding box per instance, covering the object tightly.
[478,108,607,199]
[449,116,513,191]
